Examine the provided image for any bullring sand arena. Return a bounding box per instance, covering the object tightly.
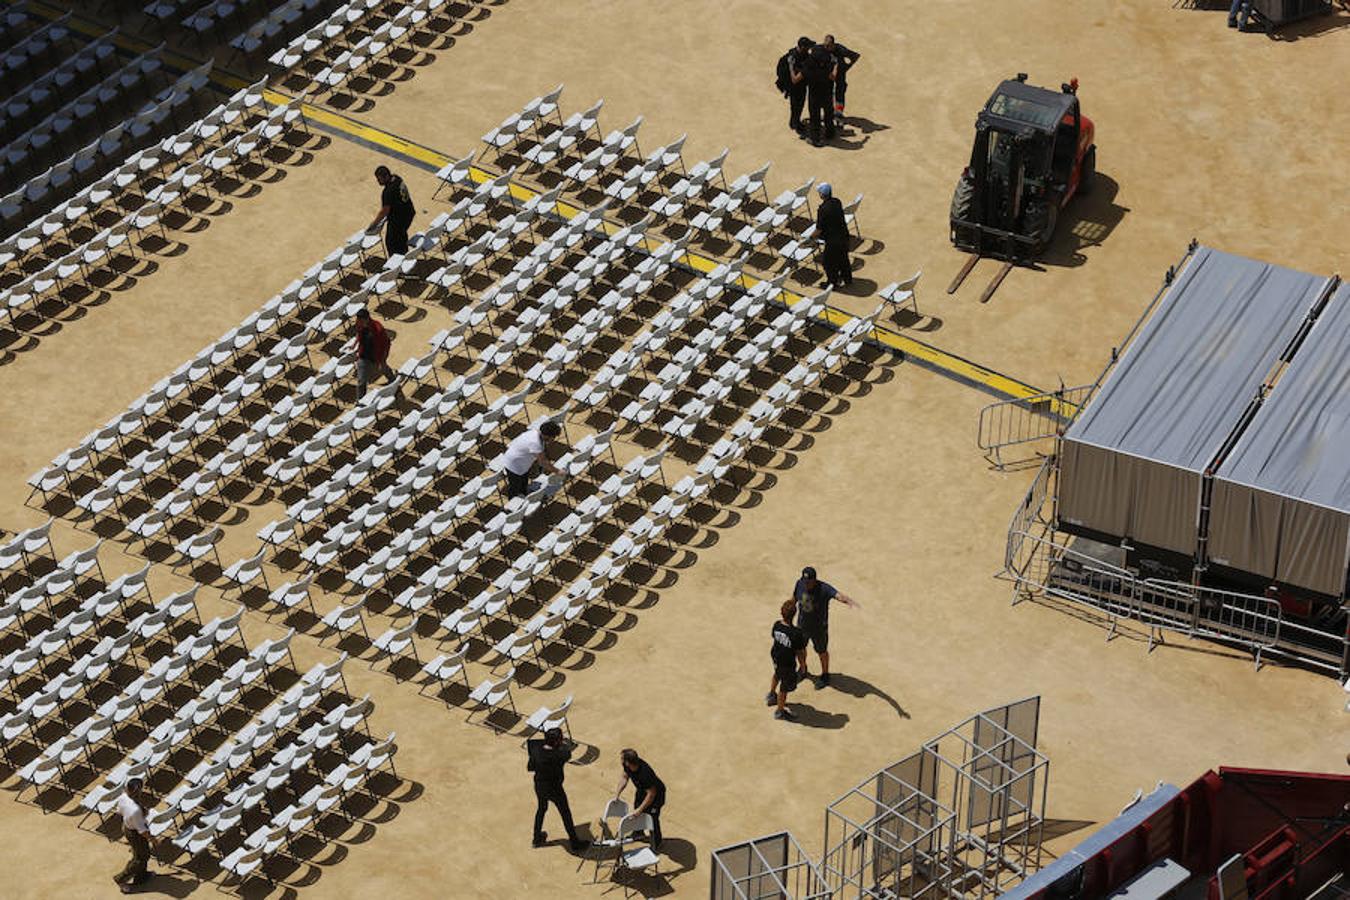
[0,0,1348,898]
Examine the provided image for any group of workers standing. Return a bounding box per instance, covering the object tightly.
[777,34,861,146]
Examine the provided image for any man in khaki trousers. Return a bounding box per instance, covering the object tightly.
[114,777,154,893]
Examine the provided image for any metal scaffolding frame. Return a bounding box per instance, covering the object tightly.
[710,832,832,900]
[820,697,1049,900]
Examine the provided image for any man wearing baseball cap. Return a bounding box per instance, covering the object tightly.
[794,565,860,687]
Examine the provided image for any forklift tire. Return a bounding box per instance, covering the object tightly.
[950,175,975,224]
[1078,146,1096,196]
[1025,202,1058,253]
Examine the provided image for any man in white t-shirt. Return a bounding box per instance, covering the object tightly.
[114,777,154,892]
[500,420,562,498]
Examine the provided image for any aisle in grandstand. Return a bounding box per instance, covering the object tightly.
[0,528,409,890]
[26,89,893,732]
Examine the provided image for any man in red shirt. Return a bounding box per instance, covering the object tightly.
[352,308,395,397]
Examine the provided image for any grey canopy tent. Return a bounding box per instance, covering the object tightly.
[1208,282,1350,598]
[1058,246,1330,557]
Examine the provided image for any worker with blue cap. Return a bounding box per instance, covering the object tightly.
[815,183,852,288]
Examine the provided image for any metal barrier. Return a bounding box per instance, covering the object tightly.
[1004,527,1350,676]
[976,385,1094,469]
[1005,456,1055,571]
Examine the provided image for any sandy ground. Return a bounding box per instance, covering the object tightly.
[1,0,1348,898]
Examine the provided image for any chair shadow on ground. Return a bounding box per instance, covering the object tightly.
[827,673,911,718]
[604,835,699,898]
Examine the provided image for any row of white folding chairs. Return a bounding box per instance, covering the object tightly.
[84,652,348,819]
[264,0,382,66]
[572,268,738,420]
[436,452,661,644]
[559,116,646,189]
[482,83,565,155]
[725,178,816,251]
[1,65,244,264]
[0,547,113,681]
[261,365,491,545]
[0,584,194,749]
[58,287,362,518]
[146,96,307,211]
[676,163,775,238]
[0,519,54,577]
[232,0,330,57]
[0,10,69,78]
[12,601,237,790]
[155,691,372,839]
[461,485,689,675]
[40,619,283,794]
[520,100,605,169]
[0,556,144,690]
[619,275,763,426]
[0,537,105,627]
[310,6,425,93]
[0,209,155,325]
[598,134,687,204]
[365,430,620,608]
[267,328,507,488]
[303,389,541,571]
[485,488,681,666]
[317,410,524,587]
[2,30,117,131]
[646,148,732,219]
[183,0,268,35]
[656,289,830,437]
[6,81,197,233]
[2,47,165,173]
[213,730,397,879]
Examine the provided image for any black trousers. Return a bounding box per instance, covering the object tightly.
[644,805,664,850]
[506,468,531,498]
[115,831,151,885]
[822,239,852,286]
[788,86,806,130]
[834,77,848,113]
[534,781,580,842]
[807,81,835,141]
[385,218,410,255]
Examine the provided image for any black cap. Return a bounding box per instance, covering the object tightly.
[797,36,813,50]
[801,566,817,580]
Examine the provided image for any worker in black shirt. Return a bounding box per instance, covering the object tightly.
[794,565,860,687]
[527,727,588,852]
[779,37,813,138]
[369,164,415,256]
[814,184,853,288]
[615,748,666,850]
[766,599,807,721]
[822,35,860,125]
[803,40,838,146]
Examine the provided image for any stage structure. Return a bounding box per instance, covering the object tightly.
[986,242,1350,678]
[710,832,832,900]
